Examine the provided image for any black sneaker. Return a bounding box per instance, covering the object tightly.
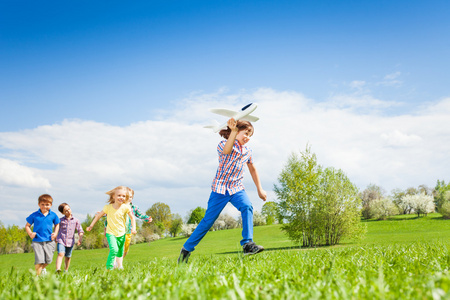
[178,247,191,263]
[243,242,264,255]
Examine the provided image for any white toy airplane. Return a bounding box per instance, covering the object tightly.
[204,103,259,132]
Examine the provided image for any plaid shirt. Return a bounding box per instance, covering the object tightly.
[211,139,253,195]
[126,203,151,234]
[56,216,83,247]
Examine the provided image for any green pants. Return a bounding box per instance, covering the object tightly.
[105,233,125,270]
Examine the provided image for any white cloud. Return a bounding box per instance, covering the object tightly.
[384,72,401,80]
[349,80,366,90]
[377,71,403,87]
[1,88,449,226]
[380,130,422,147]
[0,158,51,188]
[327,93,401,111]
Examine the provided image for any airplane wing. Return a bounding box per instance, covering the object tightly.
[209,108,237,117]
[241,115,259,122]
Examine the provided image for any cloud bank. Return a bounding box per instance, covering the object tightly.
[1,88,449,226]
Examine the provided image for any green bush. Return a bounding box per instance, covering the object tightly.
[439,201,450,219]
[274,147,366,247]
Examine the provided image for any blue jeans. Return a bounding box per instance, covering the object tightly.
[57,242,74,258]
[183,190,253,252]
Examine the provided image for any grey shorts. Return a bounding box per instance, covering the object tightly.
[32,241,55,265]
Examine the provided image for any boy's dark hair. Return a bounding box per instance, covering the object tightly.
[38,194,53,204]
[219,120,254,139]
[58,203,69,214]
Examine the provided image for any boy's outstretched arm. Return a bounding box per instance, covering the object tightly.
[76,220,84,245]
[128,211,137,234]
[247,162,267,201]
[86,211,105,231]
[223,118,238,155]
[133,205,152,223]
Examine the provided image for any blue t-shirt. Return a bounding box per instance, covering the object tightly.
[26,209,60,242]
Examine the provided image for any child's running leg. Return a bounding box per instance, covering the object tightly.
[35,264,47,275]
[115,234,126,269]
[183,191,230,252]
[105,233,119,270]
[56,252,64,271]
[64,256,71,271]
[229,190,254,246]
[55,243,66,272]
[115,257,123,269]
[63,245,74,271]
[123,233,132,258]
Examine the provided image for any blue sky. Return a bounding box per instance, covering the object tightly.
[1,1,450,226]
[2,0,449,130]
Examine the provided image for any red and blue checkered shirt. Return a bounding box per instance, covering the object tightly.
[211,139,253,195]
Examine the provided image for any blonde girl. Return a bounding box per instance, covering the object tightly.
[113,187,152,268]
[87,186,136,270]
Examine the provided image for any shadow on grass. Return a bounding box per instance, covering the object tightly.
[168,236,188,242]
[216,244,344,255]
[362,214,448,222]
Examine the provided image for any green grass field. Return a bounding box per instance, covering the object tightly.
[1,213,450,299]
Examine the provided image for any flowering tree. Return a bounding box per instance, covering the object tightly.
[371,197,399,220]
[212,213,238,231]
[253,211,266,226]
[400,193,435,217]
[181,223,197,237]
[359,184,385,219]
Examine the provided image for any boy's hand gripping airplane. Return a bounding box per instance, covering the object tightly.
[204,103,259,132]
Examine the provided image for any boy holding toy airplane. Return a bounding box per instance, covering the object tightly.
[178,116,267,263]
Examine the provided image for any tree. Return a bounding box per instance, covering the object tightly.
[253,211,266,226]
[0,223,29,254]
[261,201,279,225]
[392,185,432,215]
[434,180,450,210]
[81,214,105,249]
[359,184,385,219]
[391,188,410,214]
[169,214,183,237]
[418,184,432,196]
[401,193,435,217]
[181,223,197,237]
[212,213,238,231]
[0,222,6,254]
[146,202,172,234]
[370,197,399,220]
[274,147,365,247]
[439,194,450,219]
[187,207,206,224]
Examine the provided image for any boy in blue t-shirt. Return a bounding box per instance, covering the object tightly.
[25,194,60,275]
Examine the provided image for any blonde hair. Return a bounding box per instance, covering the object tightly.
[105,186,129,204]
[126,187,134,203]
[127,187,134,197]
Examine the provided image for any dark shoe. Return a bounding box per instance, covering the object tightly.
[178,247,191,263]
[243,242,264,255]
[55,269,61,274]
